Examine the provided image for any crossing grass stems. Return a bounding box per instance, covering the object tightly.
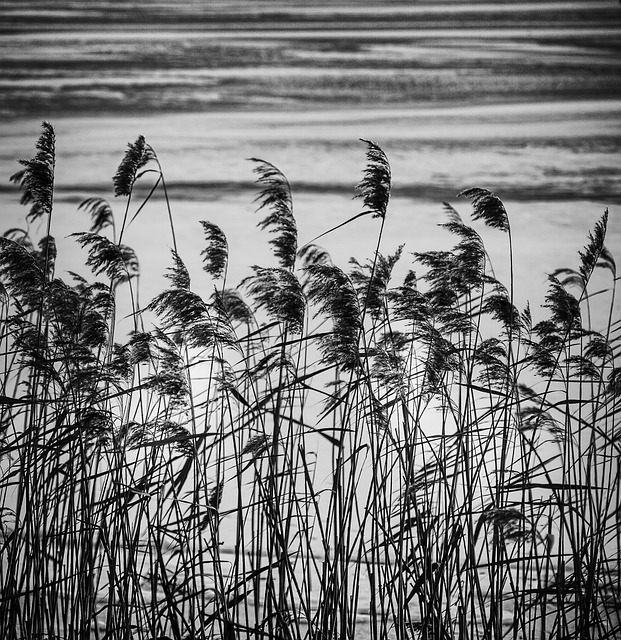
[0,122,619,639]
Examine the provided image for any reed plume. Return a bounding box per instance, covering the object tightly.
[10,121,55,223]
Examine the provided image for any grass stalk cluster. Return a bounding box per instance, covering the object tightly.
[0,123,619,639]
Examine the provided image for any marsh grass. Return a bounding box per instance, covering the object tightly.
[0,122,619,639]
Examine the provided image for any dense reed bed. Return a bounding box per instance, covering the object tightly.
[0,123,619,639]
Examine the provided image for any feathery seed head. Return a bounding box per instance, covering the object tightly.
[458,187,509,232]
[250,158,298,270]
[200,221,228,279]
[355,139,391,219]
[243,266,305,333]
[79,197,115,234]
[305,263,361,370]
[10,121,56,223]
[113,135,154,197]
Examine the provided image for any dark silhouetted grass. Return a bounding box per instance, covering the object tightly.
[0,123,619,640]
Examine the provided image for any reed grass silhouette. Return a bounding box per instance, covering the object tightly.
[0,123,619,639]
